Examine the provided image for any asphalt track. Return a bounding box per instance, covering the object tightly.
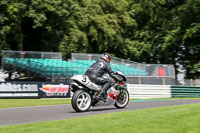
[1,99,200,126]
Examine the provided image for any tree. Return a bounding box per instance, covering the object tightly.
[0,0,199,78]
[59,0,136,59]
[0,0,27,52]
[162,0,200,78]
[0,0,10,56]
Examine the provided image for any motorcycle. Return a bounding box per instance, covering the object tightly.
[70,71,129,112]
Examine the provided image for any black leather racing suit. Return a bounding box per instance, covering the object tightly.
[85,59,121,93]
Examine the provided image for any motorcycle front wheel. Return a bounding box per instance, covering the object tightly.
[114,89,129,109]
[71,90,92,112]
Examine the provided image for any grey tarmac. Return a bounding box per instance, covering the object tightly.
[0,99,200,126]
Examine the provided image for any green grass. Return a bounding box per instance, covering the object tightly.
[0,98,133,109]
[0,98,199,109]
[0,103,200,133]
[132,97,200,101]
[0,99,71,109]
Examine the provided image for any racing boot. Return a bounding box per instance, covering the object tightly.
[96,82,111,102]
[103,91,108,99]
[96,90,107,102]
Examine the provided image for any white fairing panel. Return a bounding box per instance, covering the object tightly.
[71,75,101,91]
[71,75,90,85]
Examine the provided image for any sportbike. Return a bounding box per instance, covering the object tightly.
[70,71,129,112]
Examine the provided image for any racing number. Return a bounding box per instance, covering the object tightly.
[97,62,104,71]
[82,76,87,82]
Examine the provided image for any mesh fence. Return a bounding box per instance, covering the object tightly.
[1,51,176,82]
[2,50,62,59]
[1,50,64,80]
[71,53,175,78]
[183,79,200,86]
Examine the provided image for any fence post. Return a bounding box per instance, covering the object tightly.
[162,77,166,85]
[51,76,55,83]
[198,79,200,86]
[127,83,130,93]
[138,77,142,84]
[190,79,193,86]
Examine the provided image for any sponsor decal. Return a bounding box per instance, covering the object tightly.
[40,84,69,96]
[0,93,38,97]
[0,83,38,92]
[0,83,39,97]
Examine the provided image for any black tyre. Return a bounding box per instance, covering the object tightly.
[71,90,91,112]
[114,89,129,109]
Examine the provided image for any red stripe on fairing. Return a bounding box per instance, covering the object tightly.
[118,82,125,85]
[109,93,114,98]
[114,95,118,100]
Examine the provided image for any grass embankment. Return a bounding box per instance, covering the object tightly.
[0,103,200,133]
[0,99,71,109]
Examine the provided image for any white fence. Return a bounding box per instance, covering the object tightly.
[127,84,171,99]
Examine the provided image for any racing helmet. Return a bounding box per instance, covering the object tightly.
[101,53,111,63]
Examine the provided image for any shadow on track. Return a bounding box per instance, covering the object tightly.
[70,107,117,113]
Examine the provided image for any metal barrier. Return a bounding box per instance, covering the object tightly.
[184,79,200,86]
[127,84,200,99]
[171,85,200,98]
[127,76,177,85]
[127,84,171,99]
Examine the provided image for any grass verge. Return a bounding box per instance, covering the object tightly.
[0,103,200,133]
[0,99,71,109]
[0,98,199,109]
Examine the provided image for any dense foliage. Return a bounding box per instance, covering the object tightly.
[0,0,199,78]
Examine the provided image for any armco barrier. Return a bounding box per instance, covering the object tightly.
[0,82,70,99]
[1,82,199,99]
[127,84,171,99]
[171,85,200,98]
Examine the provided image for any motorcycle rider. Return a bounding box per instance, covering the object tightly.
[85,53,123,101]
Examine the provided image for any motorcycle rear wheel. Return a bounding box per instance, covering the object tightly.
[114,89,129,109]
[72,90,92,112]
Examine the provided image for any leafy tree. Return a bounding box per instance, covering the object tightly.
[162,0,200,78]
[59,0,135,59]
[23,0,70,52]
[0,0,199,78]
[0,0,27,51]
[0,0,10,55]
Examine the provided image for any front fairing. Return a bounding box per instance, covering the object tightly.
[113,84,126,90]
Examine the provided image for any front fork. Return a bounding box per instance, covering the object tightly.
[117,89,126,101]
[120,89,124,96]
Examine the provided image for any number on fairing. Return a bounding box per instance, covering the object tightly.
[82,76,87,82]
